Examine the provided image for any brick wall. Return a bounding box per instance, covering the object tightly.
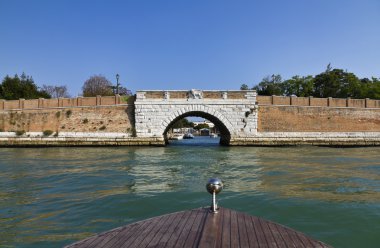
[258,105,380,132]
[257,95,380,108]
[0,105,134,134]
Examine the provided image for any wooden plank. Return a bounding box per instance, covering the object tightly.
[154,211,188,248]
[275,224,302,248]
[251,216,269,247]
[126,216,164,248]
[91,226,129,248]
[236,212,249,248]
[163,209,193,247]
[182,208,208,247]
[243,213,259,247]
[198,209,222,248]
[173,209,199,247]
[145,211,178,247]
[266,221,288,248]
[230,210,240,247]
[259,218,278,248]
[221,207,231,247]
[213,208,225,248]
[109,218,157,248]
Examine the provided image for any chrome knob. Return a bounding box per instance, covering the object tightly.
[206,178,223,213]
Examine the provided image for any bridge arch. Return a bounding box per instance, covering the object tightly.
[160,105,233,145]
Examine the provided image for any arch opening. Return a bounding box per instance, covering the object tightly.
[163,111,231,146]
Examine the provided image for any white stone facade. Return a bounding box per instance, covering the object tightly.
[134,90,258,142]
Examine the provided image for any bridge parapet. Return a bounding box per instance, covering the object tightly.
[136,90,257,101]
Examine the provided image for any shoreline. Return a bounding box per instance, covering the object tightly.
[1,132,379,147]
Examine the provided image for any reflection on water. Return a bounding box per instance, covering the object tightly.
[0,138,379,247]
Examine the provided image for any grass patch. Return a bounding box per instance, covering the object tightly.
[65,110,72,118]
[15,130,25,136]
[43,130,54,136]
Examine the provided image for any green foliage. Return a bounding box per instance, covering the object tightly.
[55,111,61,118]
[240,84,249,90]
[194,123,209,130]
[244,65,380,99]
[171,118,194,129]
[65,110,72,118]
[0,73,51,100]
[43,130,54,136]
[15,130,25,136]
[253,74,283,96]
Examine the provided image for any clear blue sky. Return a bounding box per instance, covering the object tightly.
[1,0,379,96]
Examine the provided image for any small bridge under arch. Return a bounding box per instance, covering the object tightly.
[134,90,258,145]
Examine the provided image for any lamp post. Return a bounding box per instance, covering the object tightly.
[116,74,120,95]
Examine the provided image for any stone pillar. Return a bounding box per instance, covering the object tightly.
[290,96,294,105]
[365,98,369,108]
[96,95,101,106]
[308,96,313,106]
[77,97,83,106]
[115,94,121,104]
[164,91,170,100]
[222,92,228,99]
[328,97,332,107]
[19,99,25,109]
[271,95,275,105]
[58,98,63,107]
[346,97,350,107]
[1,100,5,110]
[38,98,44,108]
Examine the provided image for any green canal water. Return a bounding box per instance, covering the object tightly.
[0,137,379,248]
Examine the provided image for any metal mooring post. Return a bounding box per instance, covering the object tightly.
[206,178,223,213]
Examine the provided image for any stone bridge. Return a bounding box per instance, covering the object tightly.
[134,90,258,145]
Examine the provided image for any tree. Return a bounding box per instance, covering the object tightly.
[194,123,209,130]
[0,73,50,100]
[171,118,194,128]
[41,85,70,98]
[313,67,361,98]
[82,75,113,97]
[253,74,283,96]
[240,84,249,90]
[282,75,314,96]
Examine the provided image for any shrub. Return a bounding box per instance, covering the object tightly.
[65,110,72,118]
[99,125,106,130]
[55,111,61,118]
[15,130,25,136]
[43,130,54,136]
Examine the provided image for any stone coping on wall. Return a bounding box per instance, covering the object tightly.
[230,132,380,146]
[0,131,379,147]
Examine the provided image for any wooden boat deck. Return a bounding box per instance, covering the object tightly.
[65,207,330,248]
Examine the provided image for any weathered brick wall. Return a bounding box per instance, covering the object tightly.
[258,105,380,132]
[0,105,134,134]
